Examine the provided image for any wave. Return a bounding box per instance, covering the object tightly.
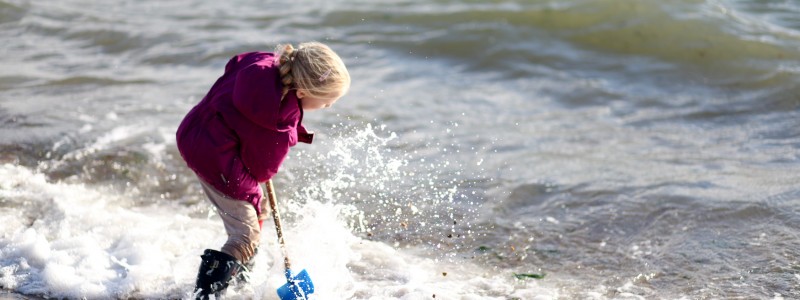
[38,76,153,87]
[0,0,26,24]
[0,163,556,299]
[317,0,800,86]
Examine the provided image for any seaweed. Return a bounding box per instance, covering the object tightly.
[513,273,546,280]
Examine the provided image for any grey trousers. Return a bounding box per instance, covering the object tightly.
[199,179,262,263]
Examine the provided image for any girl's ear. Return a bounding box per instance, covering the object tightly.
[296,89,306,99]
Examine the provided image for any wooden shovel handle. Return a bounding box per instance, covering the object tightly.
[266,180,292,273]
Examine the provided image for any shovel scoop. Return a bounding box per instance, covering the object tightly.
[277,269,314,300]
[266,180,316,300]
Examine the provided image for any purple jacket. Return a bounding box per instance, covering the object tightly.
[176,52,313,214]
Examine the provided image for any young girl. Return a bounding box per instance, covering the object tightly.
[176,42,350,299]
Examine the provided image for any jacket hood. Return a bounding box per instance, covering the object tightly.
[231,53,295,132]
[229,52,313,143]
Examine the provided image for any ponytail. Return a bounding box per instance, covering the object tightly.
[276,44,296,101]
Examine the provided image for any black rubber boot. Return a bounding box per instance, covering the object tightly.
[193,249,245,300]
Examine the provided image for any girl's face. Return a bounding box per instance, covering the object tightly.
[297,89,339,111]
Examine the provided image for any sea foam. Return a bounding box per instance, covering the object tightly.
[0,163,555,299]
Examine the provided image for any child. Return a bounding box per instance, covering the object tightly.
[175,42,350,299]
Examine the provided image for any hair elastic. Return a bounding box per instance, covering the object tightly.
[319,68,332,81]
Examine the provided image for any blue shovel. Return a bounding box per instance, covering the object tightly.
[266,180,315,299]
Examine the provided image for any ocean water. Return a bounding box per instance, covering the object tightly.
[1,0,799,299]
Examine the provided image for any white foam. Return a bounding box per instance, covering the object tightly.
[0,164,213,298]
[0,164,557,299]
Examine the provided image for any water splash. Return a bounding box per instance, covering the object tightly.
[283,123,477,260]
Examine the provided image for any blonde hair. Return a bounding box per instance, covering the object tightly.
[276,42,350,101]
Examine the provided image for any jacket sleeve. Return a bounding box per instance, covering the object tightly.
[228,55,291,182]
[239,128,291,182]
